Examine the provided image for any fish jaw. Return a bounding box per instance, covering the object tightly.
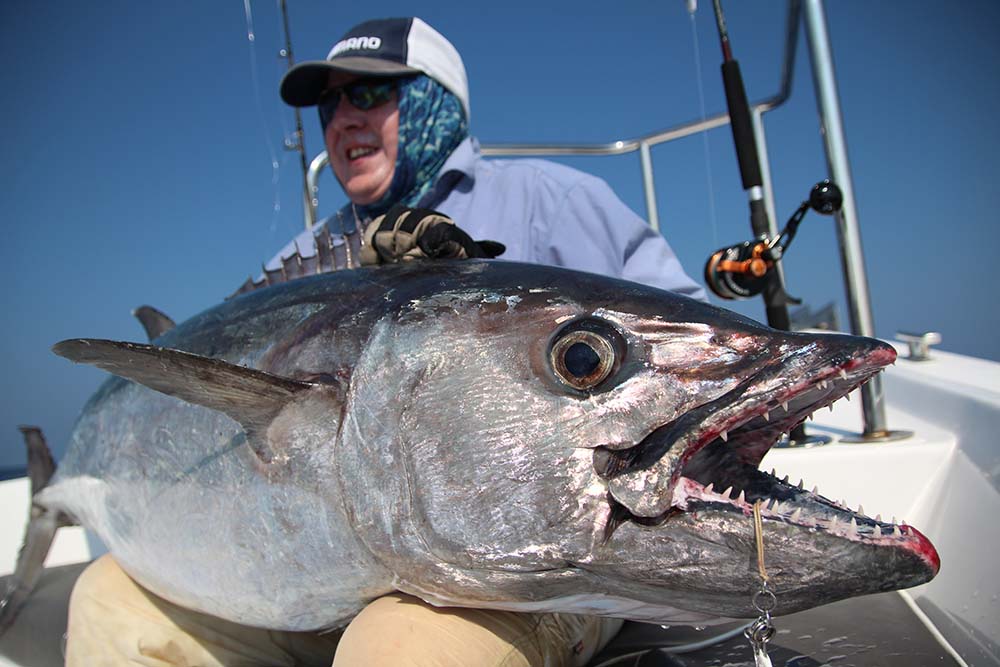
[584,495,939,619]
[585,331,940,618]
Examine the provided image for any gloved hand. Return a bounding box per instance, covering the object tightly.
[359,204,505,265]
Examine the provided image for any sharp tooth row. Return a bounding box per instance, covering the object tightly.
[720,430,728,442]
[715,491,910,540]
[781,401,789,412]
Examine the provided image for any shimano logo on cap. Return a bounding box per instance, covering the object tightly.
[330,36,383,57]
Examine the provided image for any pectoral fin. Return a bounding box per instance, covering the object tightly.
[52,339,341,464]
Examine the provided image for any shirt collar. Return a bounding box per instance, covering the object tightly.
[436,135,479,183]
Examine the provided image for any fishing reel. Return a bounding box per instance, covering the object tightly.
[705,180,843,300]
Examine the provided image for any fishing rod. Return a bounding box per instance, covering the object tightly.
[702,1,843,447]
[278,0,312,219]
[705,0,795,328]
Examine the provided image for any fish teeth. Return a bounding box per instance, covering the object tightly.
[828,404,835,412]
[723,486,733,499]
[819,380,828,390]
[705,482,715,494]
[875,514,882,523]
[781,401,789,412]
[893,525,902,537]
[811,485,819,495]
[847,517,858,537]
[829,516,840,528]
[790,508,802,522]
[844,392,851,402]
[737,490,746,504]
[808,413,815,421]
[874,525,882,537]
[761,411,770,422]
[797,479,804,490]
[769,468,776,477]
[719,430,728,442]
[767,498,777,511]
[781,474,789,484]
[839,369,848,380]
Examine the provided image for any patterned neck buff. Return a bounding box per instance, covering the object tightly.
[353,74,468,221]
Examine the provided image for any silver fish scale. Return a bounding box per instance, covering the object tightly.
[32,261,935,631]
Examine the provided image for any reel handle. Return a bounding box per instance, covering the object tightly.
[704,180,842,300]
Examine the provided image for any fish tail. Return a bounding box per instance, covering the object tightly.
[0,427,73,636]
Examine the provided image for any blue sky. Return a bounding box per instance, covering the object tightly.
[2,1,998,468]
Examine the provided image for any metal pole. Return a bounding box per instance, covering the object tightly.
[751,107,792,316]
[802,0,899,439]
[639,141,660,232]
[305,151,329,230]
[277,0,313,231]
[751,109,778,239]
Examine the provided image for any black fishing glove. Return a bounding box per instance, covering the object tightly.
[359,204,505,265]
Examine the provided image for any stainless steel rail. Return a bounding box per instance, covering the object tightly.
[300,0,894,438]
[801,0,903,441]
[302,1,799,231]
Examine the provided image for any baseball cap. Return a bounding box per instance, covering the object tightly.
[280,17,470,120]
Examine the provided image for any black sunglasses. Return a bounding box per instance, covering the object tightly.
[317,78,399,129]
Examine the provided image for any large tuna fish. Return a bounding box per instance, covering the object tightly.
[5,261,938,631]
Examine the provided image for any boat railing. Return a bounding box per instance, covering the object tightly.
[302,0,894,441]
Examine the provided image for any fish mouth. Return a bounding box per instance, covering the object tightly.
[595,335,940,574]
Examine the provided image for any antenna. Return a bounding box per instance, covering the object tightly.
[277,0,313,228]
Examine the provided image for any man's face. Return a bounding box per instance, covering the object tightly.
[322,75,400,205]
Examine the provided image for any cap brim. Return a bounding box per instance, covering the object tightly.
[280,58,421,107]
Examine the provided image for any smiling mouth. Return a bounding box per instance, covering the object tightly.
[347,147,377,160]
[593,337,938,573]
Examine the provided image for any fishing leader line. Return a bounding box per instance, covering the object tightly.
[746,499,777,667]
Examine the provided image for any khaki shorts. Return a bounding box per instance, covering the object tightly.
[66,555,622,666]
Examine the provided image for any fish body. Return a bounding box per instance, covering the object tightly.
[34,260,938,631]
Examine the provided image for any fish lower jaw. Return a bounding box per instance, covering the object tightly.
[672,475,926,546]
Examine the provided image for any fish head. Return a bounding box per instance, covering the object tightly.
[338,262,939,621]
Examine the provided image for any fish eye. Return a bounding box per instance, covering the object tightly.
[550,329,617,391]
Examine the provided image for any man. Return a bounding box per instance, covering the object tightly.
[66,17,706,666]
[268,17,706,301]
